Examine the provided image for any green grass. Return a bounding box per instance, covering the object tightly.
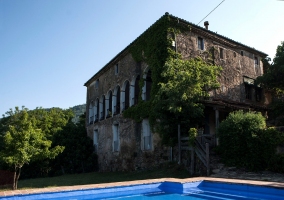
[17,163,190,190]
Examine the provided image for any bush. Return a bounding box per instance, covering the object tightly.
[217,110,283,171]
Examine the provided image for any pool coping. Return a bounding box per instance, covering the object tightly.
[1,177,284,197]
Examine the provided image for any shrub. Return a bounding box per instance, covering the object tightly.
[217,110,283,171]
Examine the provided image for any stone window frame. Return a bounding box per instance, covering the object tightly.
[106,90,113,118]
[197,36,205,51]
[88,101,94,125]
[113,85,121,115]
[99,95,106,120]
[114,63,119,75]
[130,75,140,106]
[121,80,131,111]
[142,67,152,101]
[254,56,259,67]
[95,79,99,89]
[94,98,100,123]
[240,50,244,56]
[219,47,225,59]
[112,123,120,152]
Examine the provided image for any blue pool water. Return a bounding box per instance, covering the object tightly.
[1,181,284,199]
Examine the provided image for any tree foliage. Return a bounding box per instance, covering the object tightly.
[153,58,221,146]
[256,41,284,94]
[123,14,222,146]
[50,113,98,175]
[217,110,284,171]
[0,107,65,189]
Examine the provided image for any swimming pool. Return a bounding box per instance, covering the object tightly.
[1,179,284,199]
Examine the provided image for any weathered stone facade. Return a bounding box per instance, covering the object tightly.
[84,13,269,172]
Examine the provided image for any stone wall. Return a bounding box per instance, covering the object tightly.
[86,51,170,171]
[177,29,267,105]
[85,20,269,172]
[87,115,169,171]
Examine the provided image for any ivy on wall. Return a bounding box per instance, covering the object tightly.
[123,14,221,145]
[123,14,189,121]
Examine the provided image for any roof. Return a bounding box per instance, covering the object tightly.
[84,13,268,87]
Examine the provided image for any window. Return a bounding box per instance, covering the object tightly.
[95,79,99,89]
[240,51,244,56]
[122,81,130,111]
[114,86,120,115]
[93,130,98,153]
[142,119,152,150]
[234,52,236,58]
[245,84,253,100]
[142,69,152,101]
[113,124,119,152]
[89,102,94,124]
[255,87,262,102]
[198,37,204,50]
[132,75,140,105]
[254,57,259,67]
[115,64,119,75]
[100,95,105,120]
[94,99,99,123]
[106,90,112,118]
[220,48,224,59]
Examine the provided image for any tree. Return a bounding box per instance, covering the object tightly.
[51,113,98,175]
[152,58,221,145]
[0,107,64,189]
[217,110,283,171]
[256,41,284,125]
[256,41,284,94]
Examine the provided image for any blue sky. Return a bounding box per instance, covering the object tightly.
[0,0,283,116]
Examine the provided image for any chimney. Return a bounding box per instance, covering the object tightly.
[204,21,209,30]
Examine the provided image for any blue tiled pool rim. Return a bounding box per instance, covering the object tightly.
[1,177,284,199]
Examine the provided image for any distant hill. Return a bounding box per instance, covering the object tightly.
[0,104,86,123]
[70,104,86,123]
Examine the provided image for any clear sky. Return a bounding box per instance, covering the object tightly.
[0,0,283,116]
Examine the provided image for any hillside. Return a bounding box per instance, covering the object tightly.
[70,104,86,123]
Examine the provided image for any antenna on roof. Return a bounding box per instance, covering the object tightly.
[197,0,225,26]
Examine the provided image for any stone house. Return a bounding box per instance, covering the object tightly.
[84,13,269,171]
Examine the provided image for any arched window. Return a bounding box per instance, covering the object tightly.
[114,86,120,115]
[122,80,130,111]
[100,95,105,120]
[88,101,94,124]
[94,98,99,122]
[106,90,112,118]
[142,69,152,101]
[132,75,140,105]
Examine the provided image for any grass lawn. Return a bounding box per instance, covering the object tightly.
[17,163,190,190]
